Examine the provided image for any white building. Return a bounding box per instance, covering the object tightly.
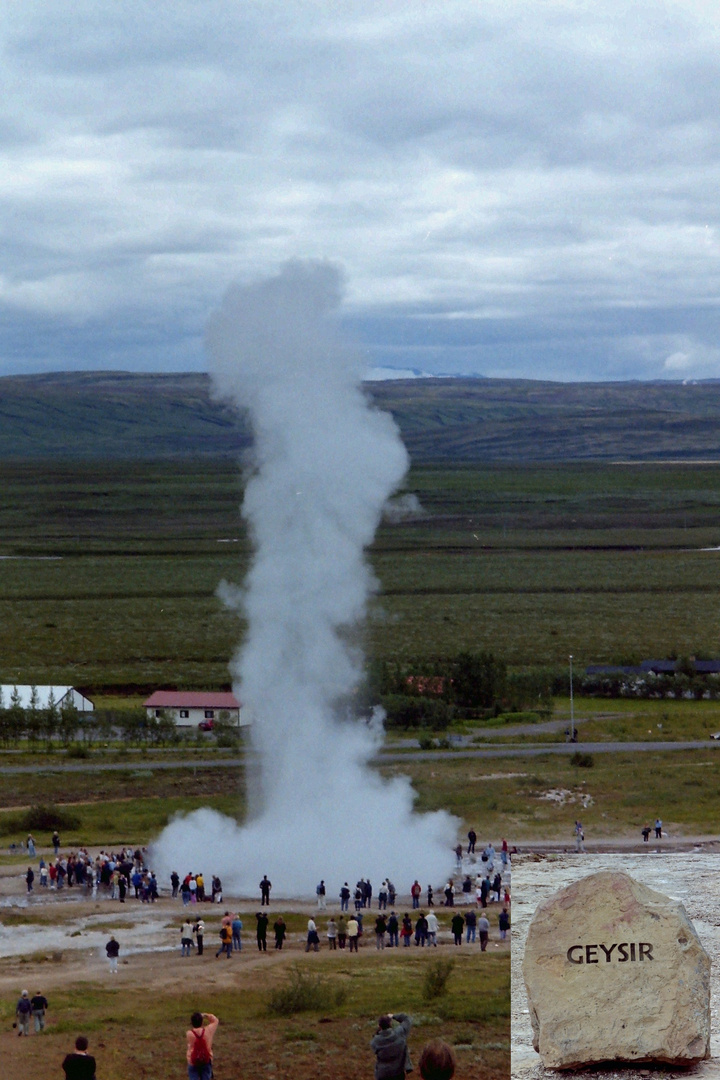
[143,690,244,728]
[0,685,93,711]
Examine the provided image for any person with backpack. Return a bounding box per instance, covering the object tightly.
[216,923,232,959]
[186,1011,219,1080]
[15,989,32,1035]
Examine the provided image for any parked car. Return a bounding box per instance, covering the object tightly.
[198,719,214,731]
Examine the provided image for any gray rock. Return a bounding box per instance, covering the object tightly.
[522,870,711,1069]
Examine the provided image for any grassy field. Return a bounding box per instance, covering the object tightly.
[0,738,717,845]
[0,933,508,1080]
[0,460,720,686]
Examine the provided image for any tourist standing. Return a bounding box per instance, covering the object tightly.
[62,1035,96,1079]
[186,1011,218,1080]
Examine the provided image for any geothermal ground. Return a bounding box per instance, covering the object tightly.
[511,852,720,1080]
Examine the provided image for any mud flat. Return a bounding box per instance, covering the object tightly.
[512,853,720,1079]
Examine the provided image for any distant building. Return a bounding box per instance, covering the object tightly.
[0,685,93,711]
[143,690,244,728]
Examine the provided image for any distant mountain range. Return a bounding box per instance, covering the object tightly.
[1,370,720,462]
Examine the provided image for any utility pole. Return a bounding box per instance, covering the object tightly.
[569,654,574,742]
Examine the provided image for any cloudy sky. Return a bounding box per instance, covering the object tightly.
[1,0,719,382]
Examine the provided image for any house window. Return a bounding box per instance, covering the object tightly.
[155,710,162,718]
[179,710,189,719]
[204,710,214,719]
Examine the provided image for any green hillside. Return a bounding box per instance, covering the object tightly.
[1,370,720,461]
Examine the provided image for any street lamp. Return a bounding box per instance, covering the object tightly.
[569,654,574,742]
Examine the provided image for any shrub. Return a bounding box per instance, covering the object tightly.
[495,711,542,724]
[66,743,89,759]
[267,965,347,1016]
[422,957,455,1001]
[1,803,81,835]
[570,752,594,768]
[381,695,454,730]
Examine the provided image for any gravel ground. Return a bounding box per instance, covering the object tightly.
[512,853,720,1080]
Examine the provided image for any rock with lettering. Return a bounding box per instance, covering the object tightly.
[522,870,710,1069]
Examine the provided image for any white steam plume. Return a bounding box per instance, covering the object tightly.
[152,261,457,897]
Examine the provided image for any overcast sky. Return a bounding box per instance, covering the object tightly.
[1,0,719,382]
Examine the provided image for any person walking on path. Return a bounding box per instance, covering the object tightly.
[371,1013,412,1080]
[411,880,421,909]
[327,917,338,949]
[337,914,347,949]
[499,908,510,941]
[478,913,490,951]
[26,866,34,892]
[194,918,205,956]
[31,990,48,1032]
[216,924,232,959]
[316,880,326,909]
[574,820,585,853]
[347,915,360,952]
[105,936,120,974]
[16,989,32,1035]
[655,818,663,839]
[186,1011,219,1080]
[259,875,271,904]
[62,1035,96,1079]
[451,913,464,946]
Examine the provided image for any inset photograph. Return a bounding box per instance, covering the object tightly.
[511,853,720,1079]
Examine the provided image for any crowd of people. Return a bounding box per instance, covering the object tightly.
[24,841,161,901]
[169,902,509,957]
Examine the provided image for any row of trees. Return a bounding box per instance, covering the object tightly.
[0,693,240,749]
[370,652,554,730]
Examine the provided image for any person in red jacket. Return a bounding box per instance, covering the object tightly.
[411,880,421,909]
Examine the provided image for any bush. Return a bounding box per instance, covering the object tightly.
[570,752,594,768]
[381,695,454,730]
[494,711,542,725]
[422,957,455,1001]
[1,803,81,836]
[267,965,347,1016]
[66,743,89,759]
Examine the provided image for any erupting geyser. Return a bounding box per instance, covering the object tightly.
[152,260,457,896]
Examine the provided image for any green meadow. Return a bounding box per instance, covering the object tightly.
[0,949,509,1080]
[0,459,719,686]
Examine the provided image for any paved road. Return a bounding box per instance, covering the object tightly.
[378,740,720,762]
[0,739,716,774]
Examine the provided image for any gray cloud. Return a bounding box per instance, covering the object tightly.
[1,1,719,380]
